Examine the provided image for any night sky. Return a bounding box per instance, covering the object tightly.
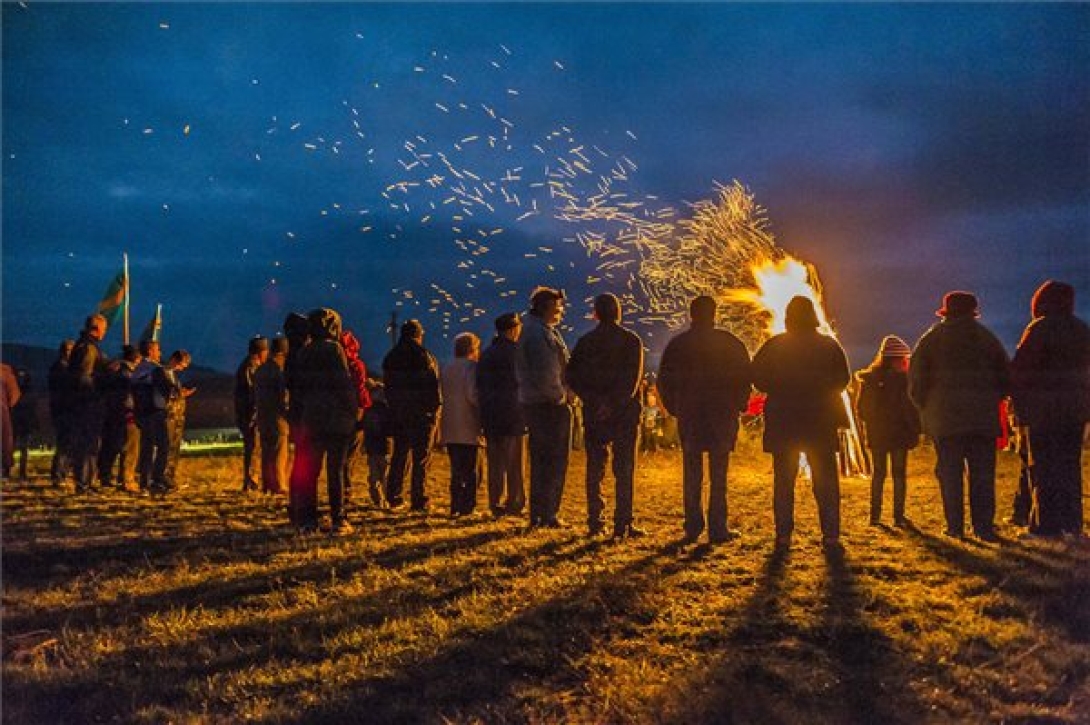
[3,3,1088,372]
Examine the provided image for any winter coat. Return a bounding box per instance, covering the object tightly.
[909,317,1010,438]
[567,321,644,430]
[439,358,483,446]
[856,367,921,451]
[476,336,525,437]
[516,314,570,406]
[68,333,107,407]
[100,359,138,423]
[295,310,358,438]
[752,329,851,452]
[1011,314,1090,432]
[658,324,751,448]
[382,337,441,425]
[132,360,172,416]
[234,355,261,429]
[254,356,289,435]
[341,331,373,414]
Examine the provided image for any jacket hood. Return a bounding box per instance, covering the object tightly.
[1031,280,1075,318]
[307,308,342,341]
[283,312,309,345]
[341,330,361,358]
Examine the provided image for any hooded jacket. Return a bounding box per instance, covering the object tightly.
[909,316,1010,438]
[295,308,358,438]
[341,330,373,414]
[856,366,921,451]
[1011,281,1090,430]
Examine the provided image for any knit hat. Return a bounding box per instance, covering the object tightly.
[248,335,268,355]
[494,312,521,332]
[878,335,911,358]
[936,291,979,319]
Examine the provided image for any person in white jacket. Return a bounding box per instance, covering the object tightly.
[440,333,484,517]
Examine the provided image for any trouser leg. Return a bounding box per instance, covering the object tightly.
[890,448,908,522]
[772,452,799,538]
[870,448,889,522]
[965,435,996,536]
[584,429,608,530]
[807,445,841,540]
[707,446,729,539]
[612,421,638,533]
[933,437,966,535]
[386,435,410,506]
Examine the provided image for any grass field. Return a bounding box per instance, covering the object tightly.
[3,434,1089,724]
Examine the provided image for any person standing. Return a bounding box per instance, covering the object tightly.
[362,383,392,508]
[97,345,142,491]
[910,291,1010,542]
[234,336,268,492]
[383,320,442,512]
[282,312,313,527]
[48,339,76,486]
[567,294,646,539]
[658,296,752,544]
[162,350,194,491]
[440,333,484,518]
[516,287,573,529]
[11,368,36,482]
[68,314,110,493]
[752,296,851,550]
[254,337,290,495]
[293,309,359,534]
[341,330,373,515]
[133,339,168,492]
[1011,281,1090,538]
[477,313,527,518]
[1,363,22,479]
[856,335,921,527]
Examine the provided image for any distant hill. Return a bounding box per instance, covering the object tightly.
[1,343,236,438]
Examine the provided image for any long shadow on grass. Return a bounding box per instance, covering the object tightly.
[280,540,692,724]
[659,546,923,725]
[3,526,517,635]
[2,533,599,723]
[906,528,1090,642]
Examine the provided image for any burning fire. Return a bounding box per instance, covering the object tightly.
[731,253,871,478]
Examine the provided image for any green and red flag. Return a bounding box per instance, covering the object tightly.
[140,304,162,344]
[95,268,128,329]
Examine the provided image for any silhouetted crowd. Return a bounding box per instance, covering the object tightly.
[3,279,1087,547]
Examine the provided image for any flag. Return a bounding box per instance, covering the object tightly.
[140,304,162,343]
[95,269,128,329]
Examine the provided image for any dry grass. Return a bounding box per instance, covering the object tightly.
[3,433,1089,724]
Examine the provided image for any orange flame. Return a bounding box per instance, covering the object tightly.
[725,254,832,337]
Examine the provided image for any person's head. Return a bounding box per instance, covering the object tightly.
[1031,280,1076,319]
[529,286,565,326]
[307,308,342,341]
[453,332,481,361]
[689,295,717,328]
[248,335,269,362]
[167,349,191,371]
[57,339,75,361]
[784,296,820,332]
[84,314,108,341]
[121,344,141,364]
[936,291,979,320]
[140,339,162,363]
[494,312,522,342]
[269,337,289,357]
[871,334,911,372]
[593,293,621,324]
[400,319,424,343]
[283,312,310,348]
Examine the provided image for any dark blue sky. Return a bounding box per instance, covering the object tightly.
[4,3,1088,371]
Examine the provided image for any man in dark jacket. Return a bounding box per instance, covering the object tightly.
[1011,281,1090,538]
[234,336,268,492]
[48,339,76,486]
[68,314,110,493]
[383,319,441,512]
[293,309,359,534]
[254,337,290,495]
[567,294,646,538]
[658,296,751,544]
[97,345,142,491]
[476,312,526,517]
[132,339,170,491]
[752,296,850,549]
[910,291,1010,541]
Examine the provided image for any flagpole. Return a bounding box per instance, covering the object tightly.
[123,252,130,346]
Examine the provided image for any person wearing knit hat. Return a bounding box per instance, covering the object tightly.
[1011,280,1090,538]
[752,295,851,550]
[910,291,1010,542]
[856,335,921,527]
